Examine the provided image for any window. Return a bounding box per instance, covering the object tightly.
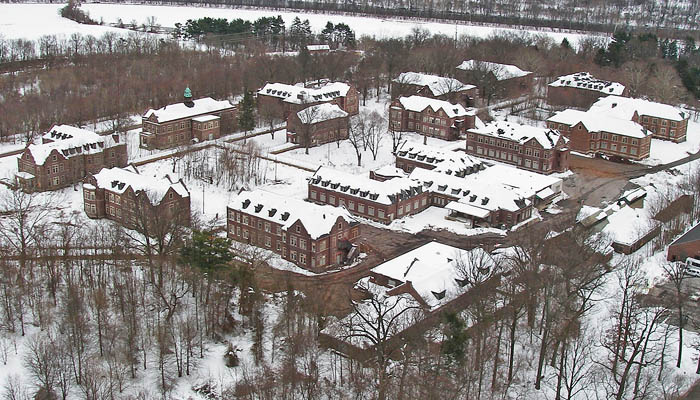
[257,221,262,230]
[264,222,270,232]
[291,236,298,246]
[296,226,300,233]
[300,239,306,250]
[52,155,57,161]
[349,201,355,210]
[622,137,628,143]
[310,190,317,200]
[621,146,627,153]
[368,206,375,216]
[378,209,385,218]
[265,236,271,247]
[631,147,637,155]
[299,254,306,264]
[320,193,326,202]
[243,216,249,225]
[291,251,297,261]
[611,135,617,142]
[358,204,365,213]
[329,195,335,205]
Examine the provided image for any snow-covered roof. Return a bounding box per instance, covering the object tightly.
[589,95,687,122]
[548,72,625,95]
[297,103,348,124]
[192,114,220,123]
[143,97,233,123]
[468,121,566,150]
[371,241,496,309]
[89,167,189,205]
[393,72,475,96]
[409,168,531,213]
[258,81,351,104]
[474,164,562,195]
[372,165,408,179]
[28,125,117,165]
[456,60,532,80]
[307,44,330,51]
[602,204,655,246]
[547,109,651,139]
[396,141,484,173]
[310,167,424,206]
[228,189,356,240]
[398,96,475,119]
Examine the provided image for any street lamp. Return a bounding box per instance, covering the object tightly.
[198,176,213,214]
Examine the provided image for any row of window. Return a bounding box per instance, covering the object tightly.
[642,116,679,127]
[472,146,551,171]
[590,141,639,155]
[472,135,550,157]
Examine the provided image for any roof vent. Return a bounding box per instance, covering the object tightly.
[111,180,118,188]
[118,182,125,190]
[481,197,489,205]
[242,199,251,209]
[268,208,277,217]
[469,195,477,202]
[281,212,290,221]
[254,204,263,213]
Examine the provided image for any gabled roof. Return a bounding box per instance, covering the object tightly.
[297,103,348,124]
[258,81,351,104]
[456,60,532,80]
[28,125,115,165]
[143,97,233,123]
[89,167,189,205]
[548,72,625,95]
[547,109,651,139]
[393,72,475,96]
[310,167,424,206]
[468,121,567,150]
[589,95,687,122]
[228,189,356,240]
[371,241,495,309]
[397,96,474,119]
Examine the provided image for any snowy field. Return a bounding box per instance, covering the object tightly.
[0,3,143,40]
[0,3,605,47]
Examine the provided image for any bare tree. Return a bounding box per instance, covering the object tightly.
[336,281,423,400]
[662,260,688,368]
[347,114,366,167]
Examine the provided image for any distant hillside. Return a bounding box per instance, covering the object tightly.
[62,0,700,38]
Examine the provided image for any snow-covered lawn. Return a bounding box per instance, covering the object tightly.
[385,206,506,236]
[0,3,605,47]
[0,3,145,41]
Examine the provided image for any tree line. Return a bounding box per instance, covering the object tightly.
[81,0,700,38]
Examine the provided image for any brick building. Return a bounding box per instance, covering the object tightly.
[308,167,430,224]
[466,121,570,174]
[286,103,349,147]
[257,81,359,120]
[589,95,689,143]
[668,223,700,262]
[547,109,652,161]
[391,72,478,107]
[456,60,533,100]
[83,166,191,229]
[140,88,236,149]
[16,125,127,192]
[389,96,478,141]
[307,44,331,54]
[227,189,360,273]
[394,141,485,175]
[547,72,627,108]
[408,167,534,228]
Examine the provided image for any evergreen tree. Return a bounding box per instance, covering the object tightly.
[561,37,571,50]
[442,312,468,364]
[238,89,256,140]
[179,230,234,275]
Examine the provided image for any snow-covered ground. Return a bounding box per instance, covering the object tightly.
[0,3,606,47]
[640,119,700,165]
[0,3,144,41]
